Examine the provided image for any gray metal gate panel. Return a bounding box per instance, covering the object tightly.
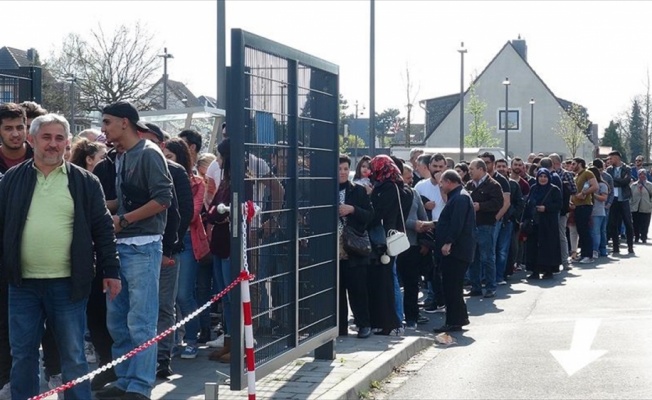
[228,29,340,390]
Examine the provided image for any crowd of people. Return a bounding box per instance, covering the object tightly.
[0,96,650,400]
[337,146,651,338]
[0,101,235,400]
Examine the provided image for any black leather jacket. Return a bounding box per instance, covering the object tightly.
[0,160,120,301]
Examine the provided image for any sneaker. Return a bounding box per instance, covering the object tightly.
[391,327,405,336]
[206,334,224,348]
[497,280,507,286]
[592,250,599,259]
[170,345,182,358]
[578,257,594,264]
[563,264,573,271]
[417,315,429,324]
[48,374,63,400]
[0,382,10,400]
[424,305,446,314]
[85,341,97,364]
[180,345,198,359]
[404,321,417,329]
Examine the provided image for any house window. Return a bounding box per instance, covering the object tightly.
[498,109,520,131]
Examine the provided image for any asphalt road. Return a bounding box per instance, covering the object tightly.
[389,244,652,399]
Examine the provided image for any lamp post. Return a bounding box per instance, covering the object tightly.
[369,0,376,155]
[354,100,365,119]
[529,98,535,153]
[65,74,77,133]
[158,47,174,109]
[502,77,510,158]
[458,42,467,162]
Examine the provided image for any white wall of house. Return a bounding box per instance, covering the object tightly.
[426,44,590,160]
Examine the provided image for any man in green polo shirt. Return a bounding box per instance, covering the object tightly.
[0,113,121,400]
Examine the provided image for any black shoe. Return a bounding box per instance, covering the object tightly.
[464,290,483,297]
[91,367,117,391]
[357,327,372,339]
[96,386,126,400]
[156,362,173,379]
[483,290,496,298]
[433,324,463,333]
[527,272,540,280]
[629,247,635,254]
[542,272,553,279]
[121,392,150,400]
[197,328,211,344]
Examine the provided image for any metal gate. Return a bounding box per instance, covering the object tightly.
[228,29,340,389]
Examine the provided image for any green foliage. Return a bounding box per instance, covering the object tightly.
[464,84,499,148]
[629,99,645,160]
[339,94,353,135]
[601,120,627,160]
[375,108,405,147]
[339,134,366,154]
[554,103,590,158]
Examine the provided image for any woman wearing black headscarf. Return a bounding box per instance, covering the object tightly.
[524,168,562,279]
[367,155,413,335]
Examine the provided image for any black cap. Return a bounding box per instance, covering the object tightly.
[144,123,165,142]
[102,101,149,132]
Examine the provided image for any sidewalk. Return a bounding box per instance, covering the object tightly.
[149,330,435,400]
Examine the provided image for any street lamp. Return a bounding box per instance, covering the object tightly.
[354,100,365,119]
[65,74,77,133]
[502,77,510,158]
[458,41,467,162]
[529,98,535,153]
[157,47,174,109]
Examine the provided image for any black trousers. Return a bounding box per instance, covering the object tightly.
[575,205,593,258]
[338,259,371,334]
[609,200,634,249]
[440,256,469,326]
[431,254,445,307]
[397,246,422,323]
[632,212,652,242]
[0,277,9,387]
[87,271,114,366]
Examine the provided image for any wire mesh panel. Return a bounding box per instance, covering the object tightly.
[229,29,339,389]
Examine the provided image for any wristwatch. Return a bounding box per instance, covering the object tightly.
[119,214,130,229]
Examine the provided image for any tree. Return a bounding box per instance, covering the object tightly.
[46,22,161,111]
[629,99,645,160]
[375,108,404,148]
[601,120,627,159]
[554,103,590,158]
[339,133,366,154]
[464,84,499,148]
[401,64,420,148]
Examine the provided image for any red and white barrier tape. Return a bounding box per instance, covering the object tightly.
[30,201,261,400]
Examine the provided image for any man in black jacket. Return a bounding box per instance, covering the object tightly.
[606,151,635,254]
[0,114,120,400]
[465,159,503,298]
[434,170,476,332]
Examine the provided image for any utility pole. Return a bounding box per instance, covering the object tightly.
[369,0,376,156]
[458,42,467,162]
[66,74,76,133]
[217,0,226,110]
[158,47,174,109]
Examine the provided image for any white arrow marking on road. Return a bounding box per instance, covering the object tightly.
[550,318,607,376]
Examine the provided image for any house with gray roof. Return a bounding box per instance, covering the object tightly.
[139,77,202,110]
[0,46,42,103]
[421,37,595,159]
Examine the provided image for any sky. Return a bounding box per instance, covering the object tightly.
[3,0,652,135]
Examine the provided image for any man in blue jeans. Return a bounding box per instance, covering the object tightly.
[465,159,504,299]
[98,101,173,400]
[0,112,121,400]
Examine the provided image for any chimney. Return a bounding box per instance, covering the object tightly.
[511,35,527,61]
[26,48,38,64]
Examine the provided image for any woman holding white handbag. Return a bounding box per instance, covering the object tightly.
[367,155,413,335]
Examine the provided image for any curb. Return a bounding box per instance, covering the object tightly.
[321,336,434,400]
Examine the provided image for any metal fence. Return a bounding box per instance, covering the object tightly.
[228,29,340,389]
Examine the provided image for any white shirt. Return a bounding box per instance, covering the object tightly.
[414,178,445,221]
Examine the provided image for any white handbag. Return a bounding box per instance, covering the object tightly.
[385,184,410,257]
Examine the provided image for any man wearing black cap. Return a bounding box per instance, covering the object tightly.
[97,101,173,400]
[140,123,193,376]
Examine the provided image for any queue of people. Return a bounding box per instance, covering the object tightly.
[337,148,651,340]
